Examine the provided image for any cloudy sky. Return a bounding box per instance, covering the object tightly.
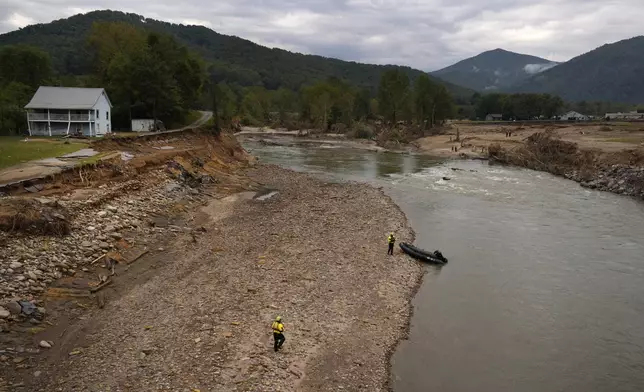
[1,0,642,71]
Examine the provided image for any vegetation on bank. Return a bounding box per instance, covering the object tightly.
[0,137,88,169]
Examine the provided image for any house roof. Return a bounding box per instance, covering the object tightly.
[25,87,112,110]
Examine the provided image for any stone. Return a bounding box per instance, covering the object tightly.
[9,262,23,269]
[110,233,123,240]
[81,241,92,248]
[39,341,52,349]
[99,242,110,250]
[27,271,38,281]
[4,301,22,314]
[97,211,108,218]
[33,371,42,378]
[106,205,118,213]
[88,226,96,231]
[141,348,154,355]
[0,307,10,319]
[16,275,26,282]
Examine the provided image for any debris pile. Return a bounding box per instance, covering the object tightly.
[489,131,644,200]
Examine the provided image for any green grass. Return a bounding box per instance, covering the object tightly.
[185,110,202,126]
[603,137,644,144]
[0,136,88,169]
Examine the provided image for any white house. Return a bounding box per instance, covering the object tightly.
[24,87,112,137]
[559,111,589,121]
[605,111,644,121]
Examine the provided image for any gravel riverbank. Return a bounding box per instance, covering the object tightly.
[4,165,423,391]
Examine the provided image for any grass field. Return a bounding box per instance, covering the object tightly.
[0,137,88,169]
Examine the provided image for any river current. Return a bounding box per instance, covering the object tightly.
[245,141,644,392]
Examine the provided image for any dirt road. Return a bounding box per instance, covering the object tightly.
[3,165,422,391]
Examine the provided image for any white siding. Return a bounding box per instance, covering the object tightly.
[92,92,112,136]
[131,119,155,132]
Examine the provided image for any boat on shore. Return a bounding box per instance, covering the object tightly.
[399,242,448,265]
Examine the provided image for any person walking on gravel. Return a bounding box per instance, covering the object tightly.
[272,316,285,352]
[387,232,396,255]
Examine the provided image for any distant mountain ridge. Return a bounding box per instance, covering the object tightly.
[509,36,644,104]
[430,48,559,91]
[0,10,473,99]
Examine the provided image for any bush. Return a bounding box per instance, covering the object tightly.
[348,123,375,139]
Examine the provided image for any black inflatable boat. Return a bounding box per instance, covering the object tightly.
[399,242,448,265]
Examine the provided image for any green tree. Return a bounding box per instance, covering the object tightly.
[378,69,410,124]
[0,45,52,89]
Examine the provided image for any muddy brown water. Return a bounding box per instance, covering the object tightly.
[245,140,644,392]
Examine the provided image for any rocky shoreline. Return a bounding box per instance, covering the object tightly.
[0,164,424,391]
[573,165,644,199]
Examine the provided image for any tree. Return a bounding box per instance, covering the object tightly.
[378,69,410,124]
[0,45,52,89]
[354,89,372,121]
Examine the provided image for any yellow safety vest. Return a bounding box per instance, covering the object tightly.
[272,321,284,334]
[388,235,395,244]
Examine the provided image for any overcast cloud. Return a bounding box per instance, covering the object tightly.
[1,0,643,71]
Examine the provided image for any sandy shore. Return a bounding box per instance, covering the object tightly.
[2,165,423,391]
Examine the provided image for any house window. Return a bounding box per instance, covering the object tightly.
[106,111,109,120]
[96,110,99,119]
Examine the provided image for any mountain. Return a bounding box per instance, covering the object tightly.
[0,10,472,99]
[510,37,644,104]
[431,48,558,91]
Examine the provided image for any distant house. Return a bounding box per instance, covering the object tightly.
[485,114,503,121]
[559,111,589,121]
[605,111,644,121]
[25,87,112,137]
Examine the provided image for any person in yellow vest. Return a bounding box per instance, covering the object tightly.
[272,316,285,352]
[387,232,396,255]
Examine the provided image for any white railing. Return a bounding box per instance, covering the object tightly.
[28,113,95,121]
[29,113,48,120]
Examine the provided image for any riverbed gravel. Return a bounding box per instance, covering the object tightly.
[21,165,423,391]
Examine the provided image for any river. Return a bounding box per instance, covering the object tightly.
[245,140,644,392]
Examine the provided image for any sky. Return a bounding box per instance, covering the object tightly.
[1,0,642,71]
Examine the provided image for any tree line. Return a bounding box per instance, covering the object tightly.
[470,92,641,121]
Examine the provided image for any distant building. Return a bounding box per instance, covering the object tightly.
[24,87,112,137]
[485,114,503,121]
[605,111,644,121]
[559,111,589,121]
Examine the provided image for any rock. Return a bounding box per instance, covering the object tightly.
[81,241,92,248]
[110,233,122,240]
[99,242,110,250]
[194,337,201,343]
[39,340,52,349]
[16,275,26,282]
[10,261,24,269]
[106,205,118,213]
[442,177,451,181]
[27,271,38,281]
[33,371,42,377]
[97,211,108,218]
[88,226,96,231]
[141,348,154,355]
[3,302,20,315]
[0,307,10,319]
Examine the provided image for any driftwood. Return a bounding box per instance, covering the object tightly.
[128,249,149,264]
[90,254,106,265]
[89,279,112,293]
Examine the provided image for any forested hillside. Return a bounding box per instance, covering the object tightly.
[0,10,472,99]
[510,36,644,104]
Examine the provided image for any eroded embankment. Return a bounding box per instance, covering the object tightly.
[488,131,644,199]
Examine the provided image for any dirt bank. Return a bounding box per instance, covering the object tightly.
[0,161,423,391]
[414,122,644,199]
